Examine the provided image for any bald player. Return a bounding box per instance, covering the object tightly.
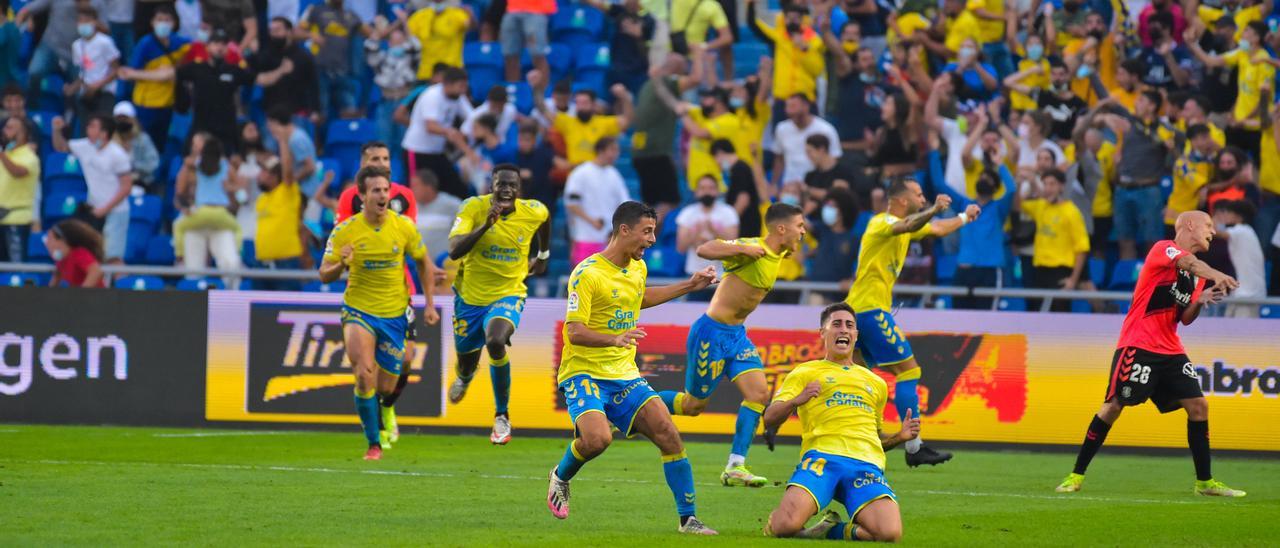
[1056,211,1246,497]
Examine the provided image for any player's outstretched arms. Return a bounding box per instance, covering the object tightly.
[1182,284,1229,325]
[891,195,951,235]
[318,244,353,283]
[928,203,982,238]
[1175,254,1240,293]
[762,381,821,430]
[641,266,718,308]
[566,322,646,348]
[879,409,921,451]
[696,239,766,261]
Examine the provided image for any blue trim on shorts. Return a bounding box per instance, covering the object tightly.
[684,314,763,399]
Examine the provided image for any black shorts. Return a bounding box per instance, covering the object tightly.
[633,154,681,206]
[1105,347,1203,413]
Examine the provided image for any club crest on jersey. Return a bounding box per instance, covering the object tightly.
[1165,246,1182,261]
[611,289,620,299]
[567,292,579,312]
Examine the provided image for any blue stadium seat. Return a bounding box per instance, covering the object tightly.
[1070,300,1092,313]
[934,295,953,309]
[546,42,574,83]
[550,6,605,51]
[115,275,166,291]
[166,113,193,156]
[241,240,259,268]
[325,119,375,184]
[42,191,87,225]
[1261,305,1279,319]
[124,223,153,264]
[303,280,347,293]
[316,156,344,190]
[129,195,163,229]
[503,81,535,114]
[176,278,226,291]
[464,42,505,103]
[1088,257,1107,288]
[572,43,611,96]
[43,152,86,190]
[391,154,406,184]
[1106,259,1144,290]
[644,245,685,278]
[30,110,58,153]
[2,272,49,287]
[997,298,1027,311]
[935,253,957,283]
[39,75,64,112]
[26,232,51,263]
[143,235,176,265]
[238,278,256,291]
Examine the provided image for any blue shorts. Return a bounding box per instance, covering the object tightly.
[560,374,660,438]
[341,305,408,376]
[788,450,896,518]
[854,309,914,368]
[685,314,763,399]
[452,294,525,354]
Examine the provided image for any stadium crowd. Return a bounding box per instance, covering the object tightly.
[0,0,1278,314]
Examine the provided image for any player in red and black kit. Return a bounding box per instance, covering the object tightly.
[335,141,440,448]
[1056,211,1246,497]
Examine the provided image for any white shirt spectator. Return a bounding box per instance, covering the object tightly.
[940,118,967,196]
[69,138,131,214]
[73,32,121,96]
[1225,223,1266,300]
[402,83,474,154]
[674,201,739,274]
[564,160,630,244]
[417,192,463,259]
[772,116,841,183]
[1016,137,1066,170]
[461,100,518,143]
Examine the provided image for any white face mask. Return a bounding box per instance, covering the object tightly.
[821,205,839,226]
[51,248,66,261]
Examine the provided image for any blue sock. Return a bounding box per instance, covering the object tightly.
[730,401,765,459]
[662,451,696,517]
[658,391,679,414]
[490,355,511,415]
[354,390,380,446]
[894,369,921,422]
[826,521,858,540]
[555,439,587,481]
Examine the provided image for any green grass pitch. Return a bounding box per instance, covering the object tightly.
[2,425,1276,546]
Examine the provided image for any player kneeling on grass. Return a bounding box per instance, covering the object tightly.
[319,166,440,461]
[546,201,720,534]
[1057,211,1245,497]
[763,302,920,542]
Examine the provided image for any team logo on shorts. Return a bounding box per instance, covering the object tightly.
[1122,386,1132,398]
[1183,363,1200,379]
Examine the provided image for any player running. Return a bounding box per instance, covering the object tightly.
[656,202,807,487]
[763,302,920,542]
[319,166,440,461]
[445,164,551,444]
[334,141,426,448]
[546,201,720,534]
[1056,211,1245,497]
[844,179,979,467]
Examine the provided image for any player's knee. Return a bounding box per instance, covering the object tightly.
[577,431,611,458]
[484,337,507,360]
[652,422,684,454]
[871,524,903,543]
[743,385,769,407]
[683,396,708,416]
[1183,398,1209,420]
[765,510,805,537]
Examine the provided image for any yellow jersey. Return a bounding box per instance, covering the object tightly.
[773,359,890,470]
[1167,152,1214,225]
[449,195,549,305]
[255,180,303,261]
[888,12,931,68]
[1093,141,1117,217]
[965,0,1004,44]
[721,238,785,290]
[0,144,39,224]
[687,108,743,190]
[406,6,470,79]
[735,99,770,166]
[324,212,427,317]
[1199,4,1264,42]
[554,113,622,165]
[944,11,983,61]
[1010,58,1050,112]
[130,37,191,108]
[558,254,648,383]
[846,213,933,313]
[1065,37,1118,105]
[1174,120,1226,154]
[756,17,825,101]
[1222,48,1276,130]
[1022,199,1089,268]
[1261,125,1280,195]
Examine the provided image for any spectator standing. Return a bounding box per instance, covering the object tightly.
[772,94,841,185]
[680,87,743,191]
[1138,11,1192,90]
[500,0,554,82]
[202,0,259,52]
[1137,0,1186,47]
[402,67,475,199]
[234,120,267,240]
[410,168,461,263]
[804,134,859,207]
[713,139,766,238]
[70,7,122,129]
[254,129,305,288]
[52,115,133,263]
[675,175,739,276]
[366,26,421,162]
[0,2,22,90]
[252,17,319,120]
[594,1,653,95]
[1036,61,1088,142]
[461,86,518,145]
[940,37,999,102]
[118,7,190,151]
[563,137,630,266]
[1100,91,1174,260]
[301,0,367,122]
[45,219,105,287]
[1003,35,1049,114]
[0,116,39,261]
[670,0,733,84]
[464,114,516,194]
[966,0,1010,78]
[1165,124,1218,228]
[177,29,254,152]
[17,0,102,108]
[514,122,563,222]
[103,0,135,61]
[1017,168,1089,312]
[820,19,889,153]
[1186,21,1274,160]
[174,0,202,41]
[1202,146,1257,214]
[532,71,634,166]
[0,85,36,146]
[1213,200,1265,318]
[1258,104,1280,270]
[631,52,701,225]
[406,0,471,80]
[1014,111,1065,176]
[174,133,243,288]
[265,107,320,201]
[111,102,160,188]
[748,0,825,122]
[806,187,860,286]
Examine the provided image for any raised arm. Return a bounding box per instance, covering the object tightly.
[1184,25,1225,68]
[697,239,766,260]
[1175,252,1239,294]
[610,84,635,131]
[891,195,949,235]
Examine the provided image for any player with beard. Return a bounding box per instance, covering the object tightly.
[319,166,440,460]
[445,165,551,444]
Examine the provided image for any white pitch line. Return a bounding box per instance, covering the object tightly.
[151,431,301,438]
[21,459,1207,505]
[0,429,20,433]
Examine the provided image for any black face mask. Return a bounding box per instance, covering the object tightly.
[270,37,288,50]
[258,182,272,192]
[115,120,133,133]
[785,22,801,34]
[698,195,717,207]
[1088,29,1106,41]
[1218,168,1238,180]
[576,112,592,123]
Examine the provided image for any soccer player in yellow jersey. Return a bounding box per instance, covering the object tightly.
[445,165,551,445]
[763,302,920,541]
[656,203,806,487]
[845,179,978,468]
[546,201,719,534]
[319,166,440,461]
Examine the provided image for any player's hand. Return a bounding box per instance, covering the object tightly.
[528,257,547,275]
[339,243,354,265]
[964,203,980,221]
[933,194,953,213]
[591,217,606,231]
[895,408,921,443]
[793,381,822,405]
[612,328,647,348]
[688,266,719,291]
[422,307,440,326]
[485,201,503,227]
[1198,284,1230,305]
[1207,272,1240,292]
[739,245,767,259]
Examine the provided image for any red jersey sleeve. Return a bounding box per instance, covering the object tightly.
[335,185,359,224]
[391,183,417,219]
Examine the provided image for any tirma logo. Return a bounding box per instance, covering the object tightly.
[0,333,127,396]
[1195,361,1280,397]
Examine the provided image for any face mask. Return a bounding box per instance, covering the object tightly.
[116,120,133,134]
[235,188,249,204]
[785,23,801,34]
[388,46,406,57]
[51,248,65,261]
[1218,167,1238,180]
[1053,81,1069,92]
[1238,38,1251,51]
[1026,44,1044,61]
[859,72,876,84]
[698,195,717,207]
[821,205,839,226]
[77,23,95,39]
[729,97,745,109]
[576,112,592,123]
[718,157,734,171]
[197,29,211,42]
[780,194,801,206]
[154,22,173,39]
[3,142,15,152]
[1076,65,1093,79]
[1017,123,1031,139]
[958,47,976,61]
